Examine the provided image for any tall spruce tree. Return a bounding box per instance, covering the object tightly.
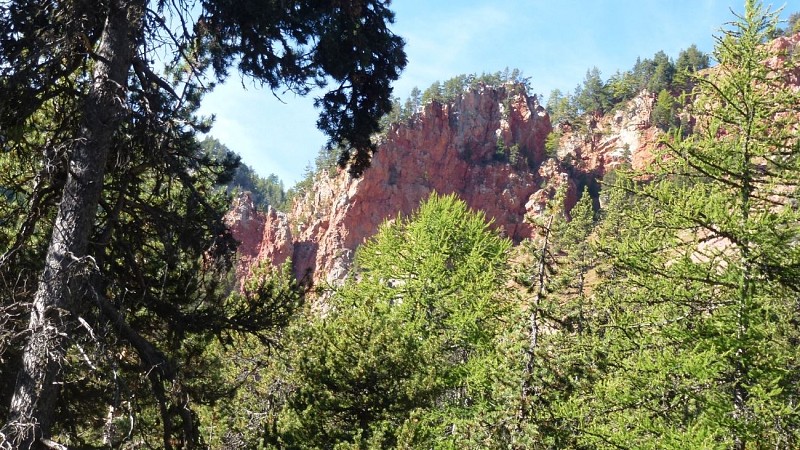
[0,1,405,447]
[568,2,800,447]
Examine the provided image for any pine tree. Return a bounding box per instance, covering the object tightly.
[0,1,405,447]
[509,187,601,448]
[575,67,610,115]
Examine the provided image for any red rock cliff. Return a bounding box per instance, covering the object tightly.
[228,84,662,285]
[226,34,800,286]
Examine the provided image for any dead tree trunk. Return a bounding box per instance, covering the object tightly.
[2,1,143,447]
[516,215,553,433]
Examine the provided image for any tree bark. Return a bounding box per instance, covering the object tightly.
[2,1,143,447]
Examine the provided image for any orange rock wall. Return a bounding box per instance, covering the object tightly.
[228,84,664,285]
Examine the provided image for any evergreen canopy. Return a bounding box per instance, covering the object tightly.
[0,0,405,448]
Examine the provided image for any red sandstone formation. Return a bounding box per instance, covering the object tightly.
[227,84,662,285]
[223,193,265,282]
[287,85,553,284]
[764,33,800,87]
[223,193,294,282]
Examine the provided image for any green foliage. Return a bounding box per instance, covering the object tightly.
[383,69,531,130]
[513,187,601,448]
[575,66,611,115]
[772,11,800,37]
[557,2,800,447]
[1,0,405,444]
[442,74,471,101]
[495,135,525,167]
[195,260,303,448]
[313,145,340,178]
[788,11,800,35]
[421,80,444,105]
[508,143,522,165]
[606,69,640,105]
[651,88,680,131]
[495,135,509,161]
[284,145,344,206]
[548,44,707,127]
[647,50,676,93]
[200,136,288,210]
[674,44,711,92]
[5,2,798,447]
[0,107,58,423]
[0,100,308,446]
[545,89,578,125]
[378,87,422,130]
[272,193,513,448]
[409,86,422,112]
[675,44,711,75]
[544,130,562,158]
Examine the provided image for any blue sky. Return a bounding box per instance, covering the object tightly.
[198,1,799,187]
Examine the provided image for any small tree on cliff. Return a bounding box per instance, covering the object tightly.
[575,67,610,115]
[651,88,680,131]
[0,0,405,447]
[674,44,711,91]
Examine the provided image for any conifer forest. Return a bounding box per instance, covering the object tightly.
[1,1,800,448]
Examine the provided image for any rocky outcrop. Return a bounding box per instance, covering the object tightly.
[284,84,553,284]
[223,34,800,286]
[224,193,265,281]
[258,207,294,269]
[228,84,661,285]
[553,90,661,178]
[764,32,800,87]
[224,193,294,283]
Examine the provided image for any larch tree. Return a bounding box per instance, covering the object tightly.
[509,187,601,449]
[569,1,800,447]
[0,0,405,448]
[275,193,512,448]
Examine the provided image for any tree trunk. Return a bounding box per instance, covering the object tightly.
[516,215,553,433]
[2,1,142,447]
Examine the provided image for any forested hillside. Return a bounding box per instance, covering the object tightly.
[2,1,800,449]
[206,3,800,447]
[199,137,288,210]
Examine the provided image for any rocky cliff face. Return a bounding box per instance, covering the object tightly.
[223,194,294,282]
[227,84,662,285]
[553,90,660,178]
